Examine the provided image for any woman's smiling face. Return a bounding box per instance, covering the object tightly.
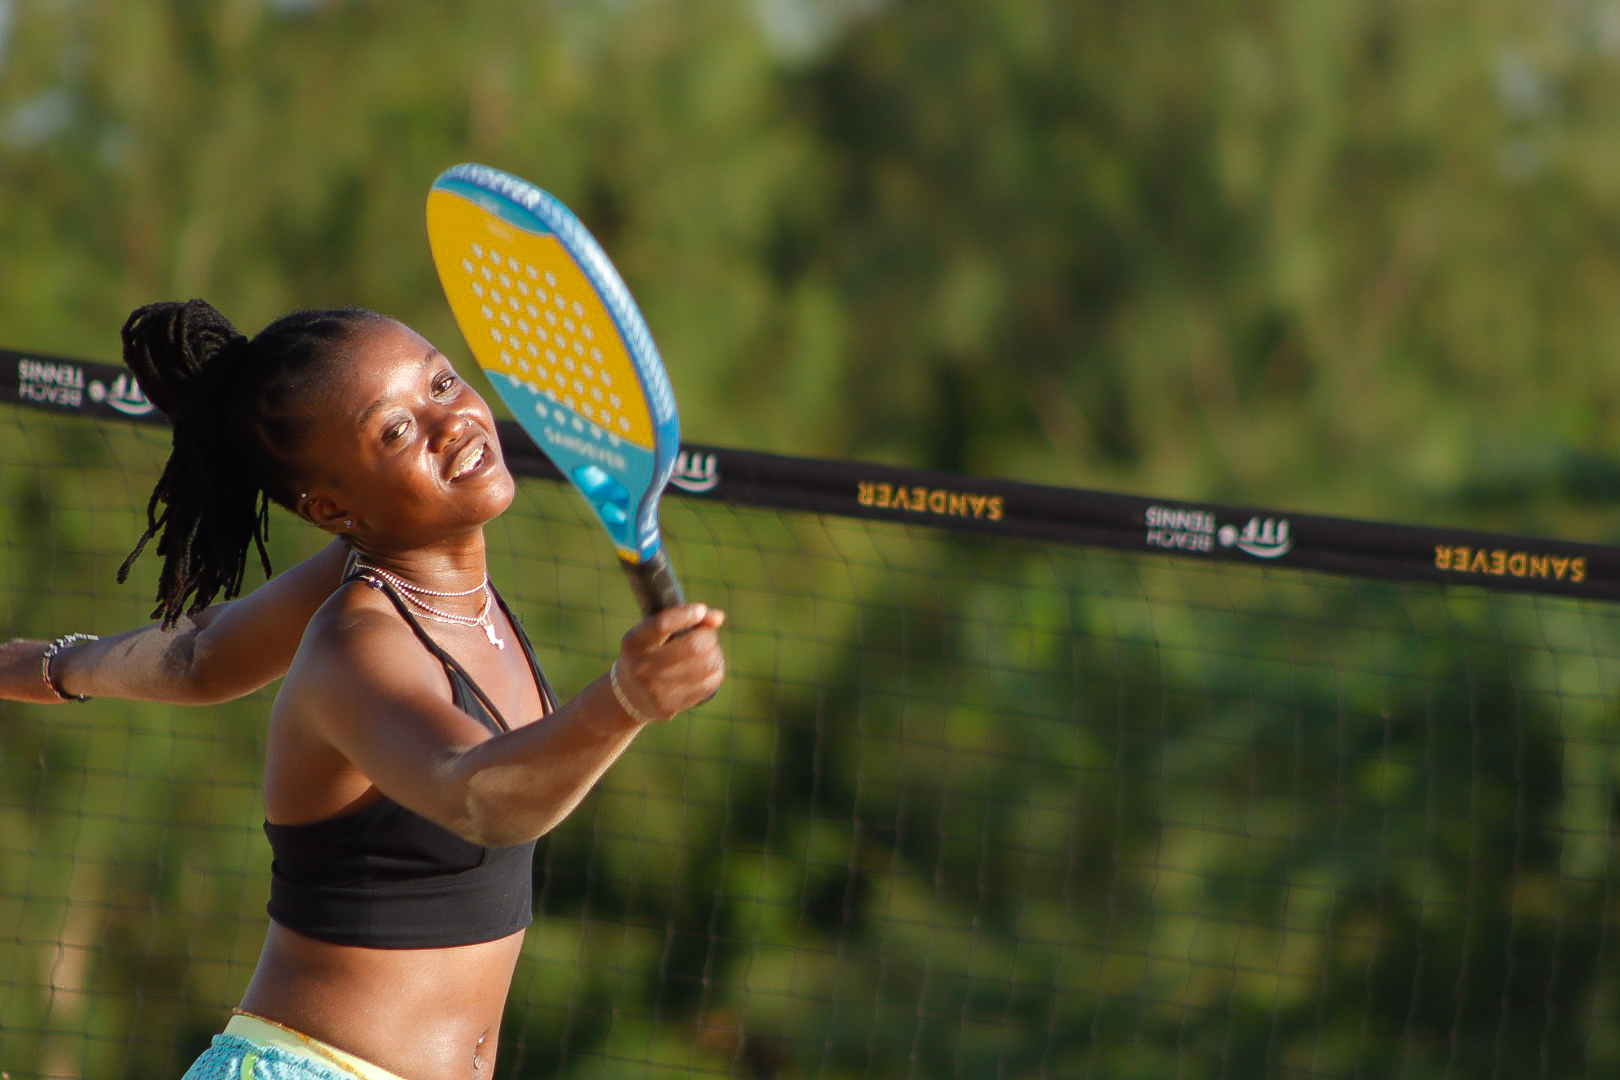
[295,317,515,550]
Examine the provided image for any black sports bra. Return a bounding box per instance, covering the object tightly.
[263,575,558,949]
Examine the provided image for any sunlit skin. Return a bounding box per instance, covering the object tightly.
[2,317,726,1080]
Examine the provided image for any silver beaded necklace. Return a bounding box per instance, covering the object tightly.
[353,561,506,649]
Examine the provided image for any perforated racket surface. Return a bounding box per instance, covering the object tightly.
[427,163,683,614]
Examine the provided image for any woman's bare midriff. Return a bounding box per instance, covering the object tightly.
[239,921,526,1080]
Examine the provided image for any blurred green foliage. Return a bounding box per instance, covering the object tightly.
[8,0,1620,526]
[6,1,1620,1078]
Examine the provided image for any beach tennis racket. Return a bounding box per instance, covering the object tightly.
[426,163,683,615]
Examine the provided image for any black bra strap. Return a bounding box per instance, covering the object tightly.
[344,571,549,733]
[489,584,560,714]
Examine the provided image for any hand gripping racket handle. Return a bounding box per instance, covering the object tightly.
[624,549,685,616]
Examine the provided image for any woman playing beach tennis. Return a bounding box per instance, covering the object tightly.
[0,299,726,1080]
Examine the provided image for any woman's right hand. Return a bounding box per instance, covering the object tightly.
[1,538,353,707]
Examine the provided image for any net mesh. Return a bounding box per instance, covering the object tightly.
[3,401,1620,1079]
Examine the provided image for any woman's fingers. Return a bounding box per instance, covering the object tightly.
[616,603,727,719]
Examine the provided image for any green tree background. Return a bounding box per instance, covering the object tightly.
[4,2,1620,1078]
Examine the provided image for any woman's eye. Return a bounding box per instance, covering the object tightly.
[433,372,459,397]
[383,419,410,443]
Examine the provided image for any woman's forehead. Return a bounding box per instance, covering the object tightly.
[311,324,453,422]
[331,320,441,384]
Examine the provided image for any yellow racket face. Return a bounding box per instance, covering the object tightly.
[427,186,656,451]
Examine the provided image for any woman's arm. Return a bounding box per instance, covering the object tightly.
[293,600,726,847]
[0,539,351,706]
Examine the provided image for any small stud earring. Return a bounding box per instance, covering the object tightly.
[344,519,354,529]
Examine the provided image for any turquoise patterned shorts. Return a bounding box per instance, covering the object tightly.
[180,1034,366,1080]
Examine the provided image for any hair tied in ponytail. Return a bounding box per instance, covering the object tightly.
[118,300,378,626]
[168,332,253,426]
[121,299,246,422]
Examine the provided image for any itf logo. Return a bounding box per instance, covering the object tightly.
[1218,517,1293,560]
[670,450,719,493]
[88,371,156,417]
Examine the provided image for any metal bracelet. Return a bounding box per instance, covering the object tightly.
[41,633,99,702]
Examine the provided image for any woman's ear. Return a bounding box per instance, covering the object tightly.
[298,492,355,535]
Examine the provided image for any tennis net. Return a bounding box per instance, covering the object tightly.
[4,348,1620,1079]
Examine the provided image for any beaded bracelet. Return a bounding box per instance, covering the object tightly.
[609,659,667,725]
[41,633,99,702]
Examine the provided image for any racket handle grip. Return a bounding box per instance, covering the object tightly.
[624,549,685,616]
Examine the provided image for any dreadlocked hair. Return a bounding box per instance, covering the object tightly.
[118,299,384,628]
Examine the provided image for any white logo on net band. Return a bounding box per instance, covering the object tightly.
[1145,505,1293,560]
[669,450,719,493]
[17,360,155,417]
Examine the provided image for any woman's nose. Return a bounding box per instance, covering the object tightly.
[428,407,471,450]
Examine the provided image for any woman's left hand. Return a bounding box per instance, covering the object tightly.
[610,603,727,724]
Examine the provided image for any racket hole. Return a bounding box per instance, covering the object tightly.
[572,301,584,316]
[499,273,512,288]
[481,267,494,281]
[471,243,484,257]
[526,264,539,279]
[517,281,530,296]
[471,282,485,298]
[544,271,557,286]
[461,258,475,273]
[480,304,494,320]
